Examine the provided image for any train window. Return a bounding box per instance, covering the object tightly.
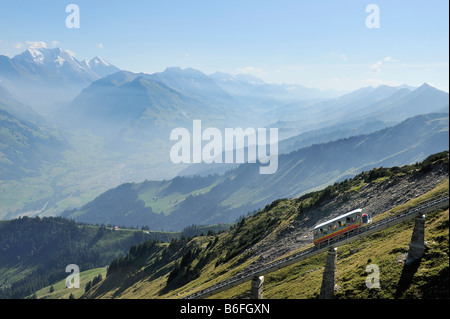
[332,224,337,230]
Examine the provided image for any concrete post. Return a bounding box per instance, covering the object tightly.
[405,214,425,265]
[250,276,264,299]
[319,247,337,299]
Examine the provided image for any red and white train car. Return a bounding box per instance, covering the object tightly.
[313,209,371,245]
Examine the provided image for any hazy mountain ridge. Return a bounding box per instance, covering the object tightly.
[267,83,447,140]
[210,71,343,102]
[0,84,45,124]
[55,68,264,153]
[62,112,449,230]
[0,85,66,179]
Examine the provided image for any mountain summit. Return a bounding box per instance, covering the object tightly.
[83,56,120,78]
[0,47,120,106]
[7,47,119,83]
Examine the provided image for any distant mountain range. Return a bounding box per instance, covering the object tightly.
[0,47,344,113]
[209,71,344,105]
[56,65,449,153]
[270,83,448,140]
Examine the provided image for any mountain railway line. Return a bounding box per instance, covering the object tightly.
[183,195,449,299]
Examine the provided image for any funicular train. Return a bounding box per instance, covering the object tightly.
[313,209,371,245]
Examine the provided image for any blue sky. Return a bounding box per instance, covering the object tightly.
[0,0,448,91]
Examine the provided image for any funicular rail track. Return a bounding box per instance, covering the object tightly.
[184,195,449,299]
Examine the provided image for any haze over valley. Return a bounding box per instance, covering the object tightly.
[0,46,448,228]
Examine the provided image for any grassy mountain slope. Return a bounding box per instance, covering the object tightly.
[0,215,231,299]
[213,206,449,299]
[83,151,449,299]
[33,267,107,299]
[0,217,167,299]
[63,112,449,230]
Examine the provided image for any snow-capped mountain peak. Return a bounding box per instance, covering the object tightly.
[27,47,43,60]
[89,56,110,67]
[85,56,120,77]
[9,47,120,81]
[54,55,65,66]
[0,46,121,106]
[16,47,76,67]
